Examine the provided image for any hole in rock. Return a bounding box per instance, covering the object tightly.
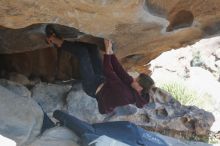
[181,117,188,124]
[121,53,145,65]
[155,108,168,118]
[181,117,196,130]
[166,10,194,32]
[0,23,105,83]
[202,21,220,35]
[140,114,150,123]
[186,119,196,130]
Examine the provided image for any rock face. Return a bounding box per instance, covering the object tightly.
[0,79,217,146]
[0,82,43,146]
[107,87,215,137]
[0,24,103,81]
[31,82,215,138]
[1,0,220,80]
[29,127,80,146]
[66,83,105,123]
[0,0,219,144]
[0,79,31,97]
[149,36,220,134]
[31,83,72,114]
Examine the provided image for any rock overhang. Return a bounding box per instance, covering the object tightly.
[1,0,220,79]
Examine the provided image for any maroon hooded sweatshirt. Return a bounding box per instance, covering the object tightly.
[96,54,149,114]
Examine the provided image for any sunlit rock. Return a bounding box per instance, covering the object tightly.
[1,0,220,76]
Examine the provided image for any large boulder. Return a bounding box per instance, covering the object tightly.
[0,79,31,98]
[1,0,220,78]
[0,85,43,146]
[29,127,80,146]
[31,83,72,114]
[0,79,217,145]
[66,83,105,123]
[31,81,215,138]
[106,87,215,137]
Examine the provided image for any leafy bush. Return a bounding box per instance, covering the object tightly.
[159,82,214,111]
[159,82,198,106]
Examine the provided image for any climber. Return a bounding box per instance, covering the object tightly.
[45,24,155,114]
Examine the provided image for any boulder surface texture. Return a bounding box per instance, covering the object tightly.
[1,0,220,80]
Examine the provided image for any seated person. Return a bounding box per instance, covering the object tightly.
[45,25,155,114]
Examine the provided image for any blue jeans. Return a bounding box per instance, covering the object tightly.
[40,111,55,134]
[53,110,94,137]
[61,41,105,98]
[52,110,168,146]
